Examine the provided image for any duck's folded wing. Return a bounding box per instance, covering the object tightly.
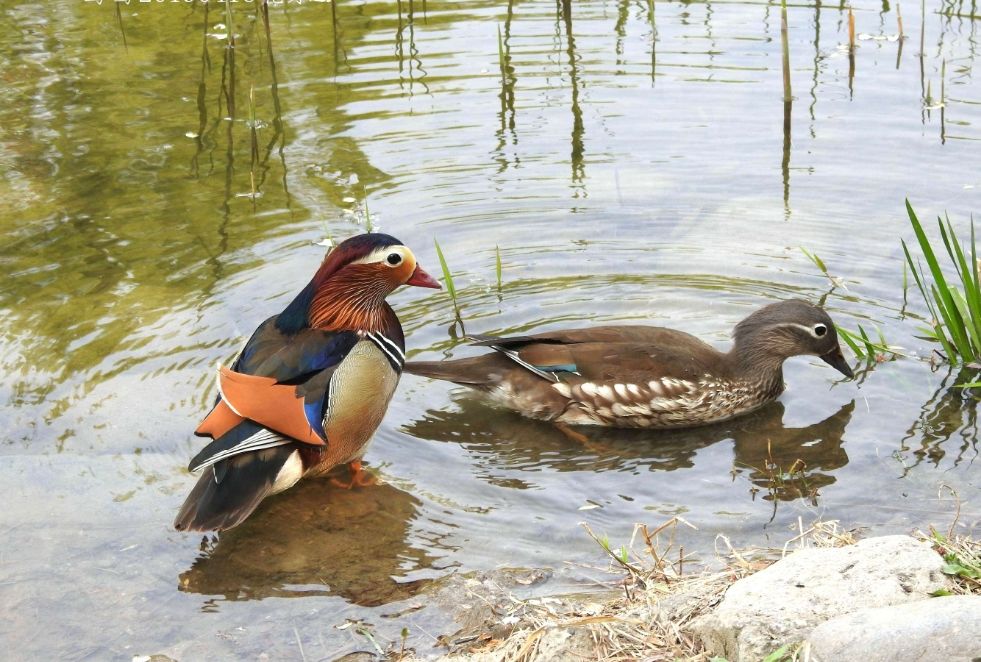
[216,365,334,445]
[187,366,335,472]
[195,324,360,441]
[469,333,578,382]
[471,328,719,384]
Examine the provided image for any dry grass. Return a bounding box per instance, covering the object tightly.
[409,511,980,662]
[914,486,981,596]
[415,518,858,662]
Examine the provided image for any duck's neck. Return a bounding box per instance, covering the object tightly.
[308,274,390,332]
[724,338,786,392]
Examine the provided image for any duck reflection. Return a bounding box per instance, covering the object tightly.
[733,400,853,502]
[178,480,433,606]
[403,396,855,502]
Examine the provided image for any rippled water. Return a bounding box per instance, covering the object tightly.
[1,0,979,658]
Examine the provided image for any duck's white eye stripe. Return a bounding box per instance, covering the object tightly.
[352,246,407,265]
[776,322,829,338]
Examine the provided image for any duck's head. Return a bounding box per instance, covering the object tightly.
[314,233,442,293]
[732,299,853,378]
[278,233,441,334]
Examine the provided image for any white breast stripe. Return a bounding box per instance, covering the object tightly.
[367,332,404,369]
[370,332,406,362]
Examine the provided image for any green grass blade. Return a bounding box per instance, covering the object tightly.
[935,282,972,357]
[907,200,973,359]
[800,247,827,274]
[903,242,953,356]
[944,217,981,349]
[433,238,459,315]
[837,325,866,359]
[857,325,876,363]
[497,25,506,84]
[972,219,980,299]
[950,288,981,356]
[930,283,969,358]
[902,240,937,319]
[495,245,502,290]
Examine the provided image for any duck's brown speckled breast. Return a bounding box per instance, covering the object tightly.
[305,340,399,475]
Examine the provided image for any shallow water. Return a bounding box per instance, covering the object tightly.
[0,0,979,658]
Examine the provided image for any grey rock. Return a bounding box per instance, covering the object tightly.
[690,535,951,662]
[808,595,981,662]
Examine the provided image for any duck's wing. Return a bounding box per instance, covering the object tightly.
[194,318,361,448]
[469,326,723,383]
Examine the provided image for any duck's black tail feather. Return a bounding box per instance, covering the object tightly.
[173,445,297,532]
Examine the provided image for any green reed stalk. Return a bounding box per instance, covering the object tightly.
[495,245,503,291]
[434,238,461,318]
[800,247,845,289]
[837,324,903,364]
[941,58,946,105]
[362,185,374,232]
[901,200,981,363]
[497,25,506,86]
[249,84,259,201]
[780,0,792,102]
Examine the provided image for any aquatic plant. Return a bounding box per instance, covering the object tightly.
[780,0,791,102]
[800,247,845,290]
[361,185,374,232]
[836,324,900,366]
[927,528,981,593]
[433,238,461,320]
[495,245,503,291]
[901,201,981,363]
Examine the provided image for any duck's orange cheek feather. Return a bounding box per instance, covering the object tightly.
[212,367,328,446]
[395,257,415,283]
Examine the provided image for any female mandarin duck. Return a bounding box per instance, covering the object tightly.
[405,300,853,429]
[174,233,440,532]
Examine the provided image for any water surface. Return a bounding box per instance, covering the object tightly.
[1,0,979,658]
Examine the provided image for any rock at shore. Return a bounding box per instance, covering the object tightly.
[807,594,981,662]
[690,535,951,661]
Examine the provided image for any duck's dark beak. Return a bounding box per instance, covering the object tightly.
[821,347,854,379]
[406,264,442,289]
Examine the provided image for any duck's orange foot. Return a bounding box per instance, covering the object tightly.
[329,460,377,489]
[555,422,591,445]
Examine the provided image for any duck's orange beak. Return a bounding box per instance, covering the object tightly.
[406,264,442,289]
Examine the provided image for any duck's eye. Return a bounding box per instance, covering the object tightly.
[386,253,402,266]
[813,324,827,337]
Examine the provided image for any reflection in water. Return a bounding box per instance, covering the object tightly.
[396,0,430,95]
[901,367,980,471]
[404,394,854,503]
[733,400,853,503]
[559,0,585,190]
[179,481,436,606]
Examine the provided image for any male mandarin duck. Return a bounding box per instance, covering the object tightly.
[405,299,853,429]
[174,233,441,532]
